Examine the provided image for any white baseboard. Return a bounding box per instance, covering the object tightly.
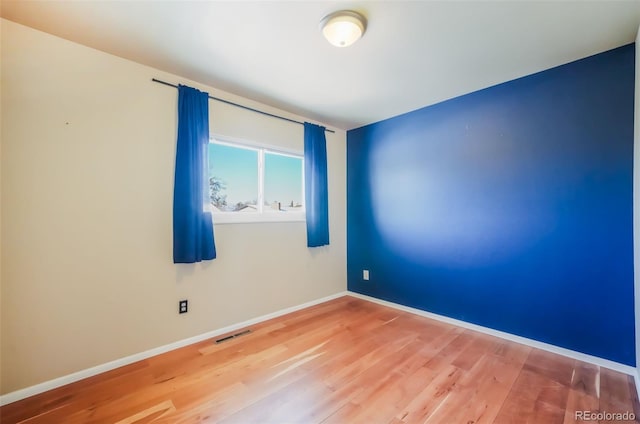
[347,291,637,376]
[3,289,635,407]
[0,291,349,407]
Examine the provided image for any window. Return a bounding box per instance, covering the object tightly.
[208,136,305,223]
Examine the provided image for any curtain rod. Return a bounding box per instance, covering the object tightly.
[152,78,335,134]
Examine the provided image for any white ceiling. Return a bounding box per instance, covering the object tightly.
[1,1,639,130]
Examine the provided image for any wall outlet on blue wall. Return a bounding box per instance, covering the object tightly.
[363,270,370,281]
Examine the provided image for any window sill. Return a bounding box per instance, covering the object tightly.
[213,212,306,225]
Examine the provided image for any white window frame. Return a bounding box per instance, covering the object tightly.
[209,134,306,224]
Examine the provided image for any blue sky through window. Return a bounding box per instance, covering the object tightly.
[208,141,304,213]
[265,153,303,208]
[208,143,258,207]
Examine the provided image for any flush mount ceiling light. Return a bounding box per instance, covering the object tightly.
[320,10,367,47]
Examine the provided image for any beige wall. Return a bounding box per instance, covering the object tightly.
[0,19,346,394]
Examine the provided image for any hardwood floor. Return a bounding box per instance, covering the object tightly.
[1,296,639,423]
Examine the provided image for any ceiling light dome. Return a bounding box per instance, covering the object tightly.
[320,10,367,48]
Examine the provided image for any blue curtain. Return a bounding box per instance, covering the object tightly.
[173,85,216,263]
[304,122,330,247]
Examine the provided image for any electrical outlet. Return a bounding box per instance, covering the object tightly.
[363,270,370,281]
[179,300,188,314]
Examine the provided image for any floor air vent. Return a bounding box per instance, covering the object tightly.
[215,329,251,344]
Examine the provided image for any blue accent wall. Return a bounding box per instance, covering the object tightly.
[347,44,636,366]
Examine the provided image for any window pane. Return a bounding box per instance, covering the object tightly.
[208,143,258,213]
[264,152,303,212]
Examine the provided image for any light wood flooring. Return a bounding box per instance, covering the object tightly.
[1,296,639,423]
